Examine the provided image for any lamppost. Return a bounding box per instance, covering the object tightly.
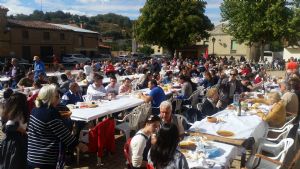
[212,37,216,56]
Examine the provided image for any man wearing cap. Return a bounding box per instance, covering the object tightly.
[33,56,45,81]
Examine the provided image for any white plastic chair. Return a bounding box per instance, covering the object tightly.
[137,103,151,129]
[184,89,202,109]
[131,79,139,91]
[174,114,194,126]
[115,103,150,140]
[173,98,182,114]
[261,124,293,156]
[246,138,294,169]
[267,116,295,131]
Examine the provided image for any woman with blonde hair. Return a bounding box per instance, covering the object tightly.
[27,85,88,169]
[248,92,286,128]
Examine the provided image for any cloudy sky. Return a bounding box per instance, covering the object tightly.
[0,0,222,24]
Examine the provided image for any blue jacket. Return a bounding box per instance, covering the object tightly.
[34,61,45,80]
[61,90,83,105]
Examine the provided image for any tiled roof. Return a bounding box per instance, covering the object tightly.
[50,23,99,34]
[7,19,69,31]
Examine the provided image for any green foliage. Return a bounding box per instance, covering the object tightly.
[220,0,296,61]
[220,0,290,45]
[270,40,284,52]
[138,45,154,56]
[135,0,213,55]
[286,1,300,46]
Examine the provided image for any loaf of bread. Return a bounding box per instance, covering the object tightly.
[216,130,234,137]
[179,141,197,150]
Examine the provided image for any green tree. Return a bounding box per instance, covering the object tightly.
[138,45,154,56]
[220,0,291,61]
[135,0,213,57]
[285,0,300,46]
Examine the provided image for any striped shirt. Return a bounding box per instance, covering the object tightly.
[27,105,78,168]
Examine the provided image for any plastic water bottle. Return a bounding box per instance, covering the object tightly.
[237,101,242,116]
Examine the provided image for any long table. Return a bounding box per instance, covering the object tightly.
[70,95,144,122]
[185,103,269,168]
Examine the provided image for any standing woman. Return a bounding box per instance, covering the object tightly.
[27,85,88,169]
[149,123,189,169]
[0,92,29,169]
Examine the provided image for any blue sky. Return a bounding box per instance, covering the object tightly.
[0,0,222,24]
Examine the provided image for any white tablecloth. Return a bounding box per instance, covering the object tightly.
[187,141,239,169]
[46,70,81,77]
[0,77,11,82]
[190,109,268,141]
[103,74,144,84]
[70,95,144,121]
[187,108,268,168]
[139,88,176,96]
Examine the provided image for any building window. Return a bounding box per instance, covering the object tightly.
[43,32,50,40]
[230,40,237,53]
[79,35,84,47]
[60,33,65,40]
[231,40,237,50]
[22,30,29,39]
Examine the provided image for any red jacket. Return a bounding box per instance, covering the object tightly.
[105,64,115,73]
[27,93,39,113]
[88,118,116,158]
[241,68,250,76]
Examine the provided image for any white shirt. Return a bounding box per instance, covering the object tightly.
[130,130,149,167]
[87,84,106,100]
[105,83,120,95]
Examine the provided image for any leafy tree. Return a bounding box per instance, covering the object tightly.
[135,0,213,56]
[138,45,154,56]
[220,0,292,61]
[285,0,300,46]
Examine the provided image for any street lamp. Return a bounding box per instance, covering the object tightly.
[212,37,216,55]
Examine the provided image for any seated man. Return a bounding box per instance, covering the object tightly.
[139,80,166,115]
[159,101,184,138]
[105,76,119,95]
[61,82,85,138]
[87,73,106,100]
[61,82,83,105]
[17,71,34,88]
[59,74,71,94]
[279,81,298,115]
[198,88,222,120]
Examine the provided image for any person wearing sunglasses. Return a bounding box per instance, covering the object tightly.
[130,115,161,169]
[219,69,243,105]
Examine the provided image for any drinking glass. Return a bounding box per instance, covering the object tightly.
[233,94,240,106]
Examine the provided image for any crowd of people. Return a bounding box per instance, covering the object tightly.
[0,54,300,169]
